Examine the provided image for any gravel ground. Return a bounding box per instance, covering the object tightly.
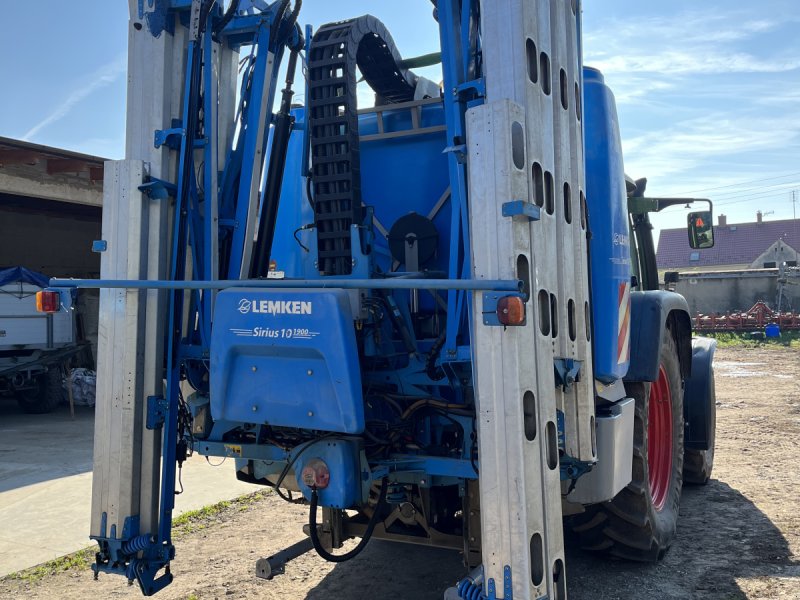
[1,346,798,600]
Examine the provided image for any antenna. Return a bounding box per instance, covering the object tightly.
[794,190,798,264]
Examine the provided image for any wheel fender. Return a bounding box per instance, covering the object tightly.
[684,337,717,451]
[624,291,692,383]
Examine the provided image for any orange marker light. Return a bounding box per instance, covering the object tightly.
[35,291,60,314]
[497,296,526,326]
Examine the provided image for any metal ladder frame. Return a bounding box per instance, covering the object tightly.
[467,1,595,598]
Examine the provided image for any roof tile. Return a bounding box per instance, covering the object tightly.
[656,218,800,268]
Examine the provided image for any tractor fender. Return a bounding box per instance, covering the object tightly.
[684,337,717,451]
[624,290,692,383]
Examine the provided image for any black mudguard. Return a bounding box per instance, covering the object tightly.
[684,337,717,451]
[624,290,692,383]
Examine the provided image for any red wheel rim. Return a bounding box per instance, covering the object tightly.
[648,365,673,511]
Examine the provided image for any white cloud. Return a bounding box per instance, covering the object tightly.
[593,51,800,77]
[22,54,127,141]
[584,11,800,78]
[621,114,800,182]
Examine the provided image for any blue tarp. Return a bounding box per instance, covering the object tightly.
[0,266,50,288]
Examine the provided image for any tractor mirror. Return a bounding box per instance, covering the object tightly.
[688,211,714,249]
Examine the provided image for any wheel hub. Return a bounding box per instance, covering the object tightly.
[648,364,673,511]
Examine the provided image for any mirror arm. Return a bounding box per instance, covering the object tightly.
[628,197,713,214]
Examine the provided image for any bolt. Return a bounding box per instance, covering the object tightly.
[252,405,258,412]
[308,411,314,417]
[307,369,313,376]
[420,479,427,485]
[252,366,257,372]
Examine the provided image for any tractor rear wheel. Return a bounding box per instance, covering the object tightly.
[17,365,64,414]
[571,330,684,561]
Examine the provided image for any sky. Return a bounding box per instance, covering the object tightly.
[0,0,798,243]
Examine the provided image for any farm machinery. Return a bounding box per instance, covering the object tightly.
[50,1,718,598]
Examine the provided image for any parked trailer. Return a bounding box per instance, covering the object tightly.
[60,2,718,598]
[0,267,91,413]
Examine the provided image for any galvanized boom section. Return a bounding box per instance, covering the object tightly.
[91,2,238,593]
[91,0,187,556]
[468,1,594,597]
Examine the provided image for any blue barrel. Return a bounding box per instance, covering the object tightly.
[765,323,781,338]
[583,67,632,383]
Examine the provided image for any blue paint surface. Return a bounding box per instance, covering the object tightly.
[583,67,632,383]
[210,288,364,433]
[294,438,363,508]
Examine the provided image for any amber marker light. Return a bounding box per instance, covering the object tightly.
[497,296,526,326]
[35,291,60,314]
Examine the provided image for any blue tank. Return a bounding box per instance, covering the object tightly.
[583,67,631,383]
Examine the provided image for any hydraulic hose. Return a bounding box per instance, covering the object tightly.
[251,46,301,277]
[308,478,388,563]
[212,0,237,36]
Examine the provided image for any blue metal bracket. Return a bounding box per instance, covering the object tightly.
[504,566,513,600]
[561,455,594,482]
[482,292,527,326]
[146,395,169,430]
[154,124,186,150]
[139,178,177,200]
[553,358,582,392]
[486,566,516,600]
[456,77,486,99]
[92,240,107,253]
[502,200,541,222]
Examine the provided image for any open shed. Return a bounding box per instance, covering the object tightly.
[0,136,105,358]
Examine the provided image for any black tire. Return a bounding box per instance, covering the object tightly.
[683,370,715,485]
[571,331,684,562]
[17,365,64,414]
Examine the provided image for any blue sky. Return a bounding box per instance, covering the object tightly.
[1,1,798,240]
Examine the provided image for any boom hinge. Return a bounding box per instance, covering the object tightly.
[553,358,583,392]
[139,177,177,200]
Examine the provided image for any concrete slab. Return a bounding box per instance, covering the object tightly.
[0,402,257,577]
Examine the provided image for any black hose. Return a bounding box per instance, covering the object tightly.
[250,46,301,277]
[212,0,237,36]
[270,0,291,40]
[308,478,388,563]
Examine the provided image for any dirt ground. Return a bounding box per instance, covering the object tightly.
[1,346,798,600]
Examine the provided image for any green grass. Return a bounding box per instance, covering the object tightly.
[3,546,96,584]
[172,490,270,533]
[703,331,800,349]
[1,489,271,585]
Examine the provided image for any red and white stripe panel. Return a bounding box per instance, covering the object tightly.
[617,281,631,365]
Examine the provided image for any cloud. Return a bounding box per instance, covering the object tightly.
[23,54,127,141]
[621,113,800,182]
[584,10,800,78]
[593,51,800,77]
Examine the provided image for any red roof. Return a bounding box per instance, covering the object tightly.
[656,217,800,269]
